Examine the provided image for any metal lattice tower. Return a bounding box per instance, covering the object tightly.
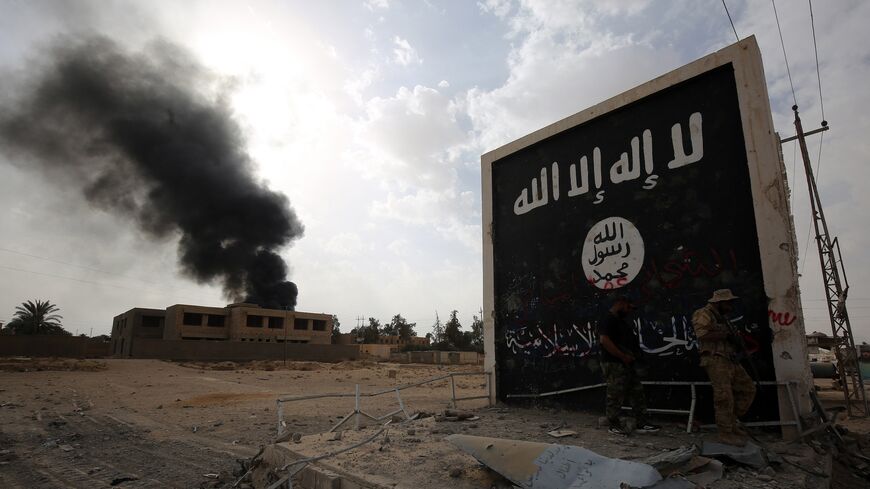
[791,106,868,417]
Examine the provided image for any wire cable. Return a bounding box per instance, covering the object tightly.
[800,131,825,274]
[771,0,798,106]
[0,246,164,287]
[808,0,826,121]
[790,140,798,211]
[0,246,227,298]
[0,264,217,304]
[722,0,739,41]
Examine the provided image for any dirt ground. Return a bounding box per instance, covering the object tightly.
[0,358,486,488]
[0,358,867,489]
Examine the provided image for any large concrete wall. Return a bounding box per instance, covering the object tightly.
[128,338,359,362]
[0,336,111,358]
[481,36,810,434]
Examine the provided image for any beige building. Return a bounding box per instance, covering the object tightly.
[111,303,333,357]
[333,333,429,347]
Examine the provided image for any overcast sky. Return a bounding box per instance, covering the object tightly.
[1,0,868,341]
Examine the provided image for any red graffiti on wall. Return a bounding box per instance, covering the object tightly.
[643,248,739,290]
[768,309,797,326]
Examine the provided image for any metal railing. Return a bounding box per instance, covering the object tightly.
[506,380,803,434]
[275,371,492,436]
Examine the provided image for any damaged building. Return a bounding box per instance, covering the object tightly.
[110,303,339,361]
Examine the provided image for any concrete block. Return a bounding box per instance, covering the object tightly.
[300,466,317,489]
[314,468,341,489]
[340,479,365,489]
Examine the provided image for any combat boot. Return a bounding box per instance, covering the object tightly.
[718,431,746,446]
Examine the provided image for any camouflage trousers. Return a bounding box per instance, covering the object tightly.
[702,355,756,434]
[602,361,648,426]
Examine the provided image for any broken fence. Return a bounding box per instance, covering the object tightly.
[275,371,492,436]
[506,380,804,434]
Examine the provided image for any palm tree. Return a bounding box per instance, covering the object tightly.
[4,300,69,335]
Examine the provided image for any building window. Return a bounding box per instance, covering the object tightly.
[183,313,203,326]
[142,315,162,328]
[207,315,226,327]
[294,318,308,330]
[268,317,284,329]
[289,339,309,344]
[313,320,326,331]
[247,315,264,328]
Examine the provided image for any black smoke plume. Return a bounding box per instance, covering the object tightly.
[0,36,304,309]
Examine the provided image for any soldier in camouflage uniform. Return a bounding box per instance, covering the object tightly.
[599,296,660,435]
[692,289,756,445]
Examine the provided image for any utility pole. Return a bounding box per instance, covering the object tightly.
[355,315,366,343]
[789,105,867,417]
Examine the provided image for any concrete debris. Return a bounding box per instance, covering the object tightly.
[547,429,577,438]
[639,446,723,487]
[701,441,766,469]
[440,409,479,421]
[292,432,303,443]
[684,458,723,486]
[641,446,698,472]
[642,477,696,489]
[59,444,74,452]
[447,434,662,489]
[326,431,342,442]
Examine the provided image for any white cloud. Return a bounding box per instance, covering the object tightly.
[467,2,681,152]
[392,35,423,66]
[364,0,390,11]
[325,232,367,256]
[355,84,465,189]
[387,238,410,256]
[477,0,513,19]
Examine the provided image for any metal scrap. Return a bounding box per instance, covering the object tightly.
[446,434,662,489]
[701,441,766,469]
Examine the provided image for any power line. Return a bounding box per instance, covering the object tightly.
[808,0,826,121]
[0,264,216,304]
[0,246,223,300]
[0,246,165,287]
[800,131,825,274]
[789,140,798,211]
[771,0,798,106]
[721,0,739,42]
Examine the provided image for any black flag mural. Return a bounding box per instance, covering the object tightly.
[486,61,781,421]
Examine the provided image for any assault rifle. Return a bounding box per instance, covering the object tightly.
[723,318,762,387]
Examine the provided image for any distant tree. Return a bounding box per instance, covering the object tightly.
[362,317,381,343]
[380,317,398,336]
[431,312,445,346]
[3,300,69,336]
[444,310,467,349]
[470,312,484,352]
[388,314,417,341]
[331,315,341,343]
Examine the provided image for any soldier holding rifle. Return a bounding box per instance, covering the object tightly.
[692,289,757,445]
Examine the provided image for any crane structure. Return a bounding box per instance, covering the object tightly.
[789,106,868,417]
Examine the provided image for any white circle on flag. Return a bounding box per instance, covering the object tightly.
[581,217,644,290]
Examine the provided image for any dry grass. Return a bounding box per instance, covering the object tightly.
[0,357,107,372]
